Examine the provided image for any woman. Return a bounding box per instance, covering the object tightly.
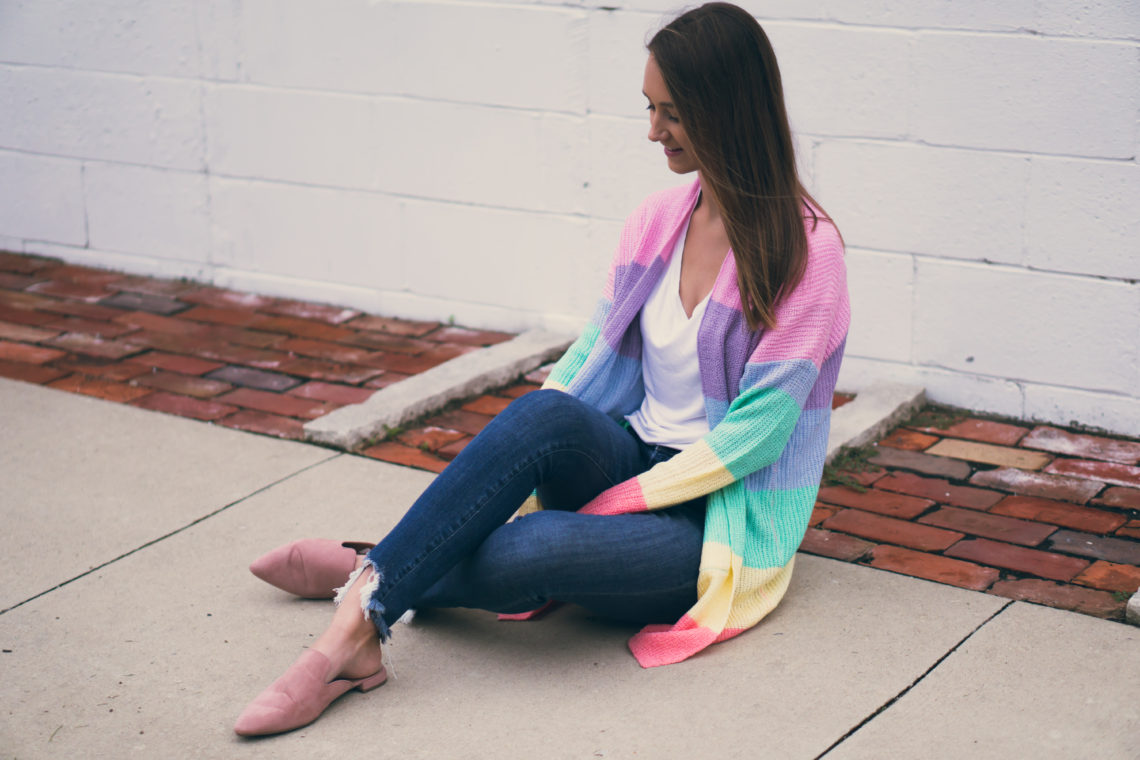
[235,2,849,737]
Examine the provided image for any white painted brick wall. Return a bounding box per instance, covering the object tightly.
[1,1,1137,434]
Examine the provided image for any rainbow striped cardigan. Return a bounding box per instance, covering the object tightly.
[518,178,849,667]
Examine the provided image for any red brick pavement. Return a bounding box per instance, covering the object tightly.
[3,251,1138,622]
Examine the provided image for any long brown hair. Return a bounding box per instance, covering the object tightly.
[648,2,831,331]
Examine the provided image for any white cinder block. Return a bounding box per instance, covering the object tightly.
[241,0,587,111]
[836,356,1027,419]
[378,100,587,214]
[1025,158,1140,281]
[391,1,588,113]
[210,178,402,289]
[587,114,676,220]
[0,151,86,245]
[239,0,399,93]
[588,9,659,118]
[0,66,204,170]
[813,141,1027,263]
[0,0,199,77]
[821,0,1037,32]
[23,240,213,283]
[1023,384,1140,438]
[85,163,209,262]
[205,86,380,190]
[913,260,1139,395]
[912,33,1140,158]
[193,1,243,81]
[844,248,913,363]
[1034,1,1140,40]
[771,22,914,140]
[401,199,591,318]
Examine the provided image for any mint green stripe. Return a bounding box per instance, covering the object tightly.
[705,387,800,480]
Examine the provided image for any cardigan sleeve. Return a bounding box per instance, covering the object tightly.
[578,224,848,516]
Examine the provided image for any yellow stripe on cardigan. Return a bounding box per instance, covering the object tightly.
[636,438,736,510]
[688,542,739,633]
[691,544,794,631]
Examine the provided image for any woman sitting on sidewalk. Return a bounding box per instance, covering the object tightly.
[235,1,850,737]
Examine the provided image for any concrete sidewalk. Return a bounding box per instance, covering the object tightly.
[2,377,1137,759]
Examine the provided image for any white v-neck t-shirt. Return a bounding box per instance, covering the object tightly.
[625,216,711,449]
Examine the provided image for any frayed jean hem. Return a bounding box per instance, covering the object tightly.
[333,557,392,643]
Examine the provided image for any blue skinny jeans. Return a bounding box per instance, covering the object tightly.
[357,389,705,640]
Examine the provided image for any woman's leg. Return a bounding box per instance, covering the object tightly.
[418,498,706,623]
[342,389,650,638]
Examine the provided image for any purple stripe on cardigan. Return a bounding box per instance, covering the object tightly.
[804,337,845,411]
[603,260,667,358]
[698,297,759,403]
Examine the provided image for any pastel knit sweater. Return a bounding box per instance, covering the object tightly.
[517,178,850,668]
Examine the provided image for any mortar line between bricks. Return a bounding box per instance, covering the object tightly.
[813,598,1016,759]
[0,451,343,617]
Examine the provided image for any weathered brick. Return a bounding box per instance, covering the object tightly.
[249,315,358,342]
[204,365,300,391]
[0,272,40,289]
[99,290,188,315]
[341,332,436,354]
[131,391,238,421]
[111,275,198,298]
[1072,561,1140,594]
[945,538,1090,581]
[359,442,448,473]
[180,305,260,327]
[367,346,476,375]
[0,320,60,342]
[0,340,67,364]
[36,264,123,285]
[0,251,56,274]
[52,358,150,381]
[823,509,963,552]
[0,304,56,326]
[437,436,471,461]
[815,485,934,519]
[873,471,1003,510]
[1020,425,1140,465]
[1117,521,1140,540]
[869,446,972,480]
[1046,530,1140,565]
[179,286,276,310]
[259,299,359,325]
[425,409,494,438]
[832,392,855,410]
[288,381,375,405]
[499,383,541,399]
[423,325,515,346]
[217,388,334,420]
[1045,458,1140,489]
[277,338,376,364]
[869,545,999,591]
[988,579,1125,619]
[38,300,125,321]
[798,528,875,561]
[44,333,146,360]
[462,395,512,416]
[0,358,67,383]
[919,506,1056,546]
[27,279,115,302]
[877,428,939,451]
[112,310,208,335]
[276,357,384,384]
[398,426,468,452]
[198,324,284,350]
[915,417,1029,445]
[195,343,292,370]
[364,372,409,390]
[42,316,137,338]
[990,495,1126,534]
[127,351,223,376]
[924,438,1052,470]
[809,504,837,527]
[970,467,1104,503]
[1095,487,1140,510]
[219,410,305,440]
[347,315,440,337]
[133,370,232,399]
[48,374,153,403]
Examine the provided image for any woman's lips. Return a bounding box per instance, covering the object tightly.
[664,146,683,157]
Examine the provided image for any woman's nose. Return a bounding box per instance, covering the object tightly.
[647,118,663,143]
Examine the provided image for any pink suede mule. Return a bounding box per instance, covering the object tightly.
[249,539,374,599]
[234,649,387,736]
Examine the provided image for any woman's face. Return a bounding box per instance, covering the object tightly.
[643,56,698,175]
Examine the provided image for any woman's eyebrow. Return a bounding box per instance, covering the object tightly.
[642,92,675,108]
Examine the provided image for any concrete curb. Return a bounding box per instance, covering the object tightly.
[1128,590,1140,626]
[826,383,926,463]
[304,329,574,450]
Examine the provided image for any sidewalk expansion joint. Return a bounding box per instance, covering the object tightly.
[813,598,1016,759]
[0,452,342,617]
